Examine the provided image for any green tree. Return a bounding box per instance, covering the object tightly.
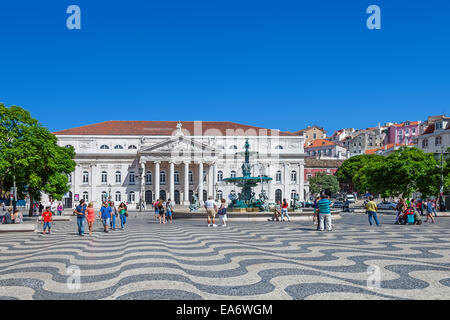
[309,172,340,195]
[383,147,439,198]
[0,104,76,215]
[336,154,384,192]
[0,104,38,194]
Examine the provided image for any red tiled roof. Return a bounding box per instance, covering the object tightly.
[53,121,298,136]
[365,143,414,154]
[364,148,379,155]
[391,121,420,127]
[422,124,435,134]
[305,139,336,148]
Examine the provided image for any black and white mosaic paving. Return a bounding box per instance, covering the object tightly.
[0,213,449,300]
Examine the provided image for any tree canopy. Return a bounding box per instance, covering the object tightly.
[337,147,447,199]
[308,172,340,195]
[0,104,76,214]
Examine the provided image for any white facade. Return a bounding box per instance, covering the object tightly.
[56,124,307,209]
[415,117,450,155]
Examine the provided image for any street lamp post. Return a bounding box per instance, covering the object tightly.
[108,184,112,201]
[214,182,218,201]
[438,146,448,212]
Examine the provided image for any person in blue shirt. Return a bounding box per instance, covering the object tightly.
[99,201,113,233]
[74,199,87,236]
[318,194,333,231]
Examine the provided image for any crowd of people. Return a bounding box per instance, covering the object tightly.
[72,199,129,236]
[393,198,437,225]
[1,192,442,234]
[1,207,24,224]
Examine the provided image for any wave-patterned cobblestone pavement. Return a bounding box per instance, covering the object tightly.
[1,213,449,300]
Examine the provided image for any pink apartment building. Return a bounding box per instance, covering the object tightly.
[386,121,422,145]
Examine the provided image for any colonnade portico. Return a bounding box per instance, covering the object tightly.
[141,159,216,205]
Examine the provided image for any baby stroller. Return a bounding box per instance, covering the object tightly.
[397,209,413,225]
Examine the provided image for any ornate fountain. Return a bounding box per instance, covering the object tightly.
[223,139,272,212]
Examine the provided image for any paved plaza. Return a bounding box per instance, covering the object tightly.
[1,213,450,300]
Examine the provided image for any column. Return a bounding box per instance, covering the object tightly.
[154,161,160,201]
[208,164,213,200]
[183,161,189,205]
[198,161,204,203]
[283,163,289,201]
[299,162,305,201]
[169,161,175,202]
[140,161,146,209]
[213,162,217,200]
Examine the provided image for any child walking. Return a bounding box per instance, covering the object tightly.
[41,206,53,234]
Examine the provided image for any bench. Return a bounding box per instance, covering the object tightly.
[38,216,71,221]
[0,224,36,232]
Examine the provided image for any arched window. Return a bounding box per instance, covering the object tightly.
[101,171,107,184]
[82,192,89,202]
[217,145,224,150]
[114,145,124,149]
[145,190,153,204]
[291,170,297,183]
[276,171,282,183]
[230,170,236,178]
[160,171,166,185]
[101,191,108,202]
[146,171,152,184]
[174,171,180,184]
[129,171,135,184]
[229,145,238,150]
[100,145,109,149]
[128,191,135,203]
[174,190,180,204]
[203,170,207,183]
[275,145,283,150]
[65,144,73,149]
[82,171,89,184]
[189,171,193,184]
[115,171,121,183]
[217,190,223,201]
[217,171,223,182]
[115,191,121,202]
[128,145,137,149]
[275,189,282,202]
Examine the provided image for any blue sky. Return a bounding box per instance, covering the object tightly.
[0,0,449,135]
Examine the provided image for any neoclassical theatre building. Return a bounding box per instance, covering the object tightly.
[54,121,308,209]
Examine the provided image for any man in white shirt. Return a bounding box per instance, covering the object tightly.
[204,196,217,227]
[50,202,57,215]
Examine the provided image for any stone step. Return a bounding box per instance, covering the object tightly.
[0,224,36,232]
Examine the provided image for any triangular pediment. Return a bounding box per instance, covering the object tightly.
[139,136,218,154]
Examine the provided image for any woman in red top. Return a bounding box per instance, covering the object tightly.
[86,202,95,236]
[281,199,291,222]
